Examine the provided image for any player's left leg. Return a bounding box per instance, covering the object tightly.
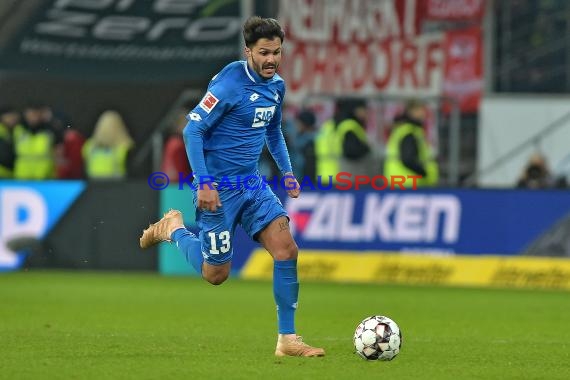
[257,217,324,357]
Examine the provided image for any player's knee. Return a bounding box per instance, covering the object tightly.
[273,240,298,261]
[204,271,229,286]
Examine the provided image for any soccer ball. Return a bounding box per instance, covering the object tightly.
[353,315,402,361]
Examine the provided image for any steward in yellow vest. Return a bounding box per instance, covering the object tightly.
[384,101,438,188]
[336,98,378,178]
[83,110,134,179]
[315,119,340,185]
[0,107,20,178]
[13,105,60,180]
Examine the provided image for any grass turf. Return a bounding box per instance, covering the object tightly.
[0,271,569,380]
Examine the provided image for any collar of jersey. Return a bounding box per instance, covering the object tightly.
[243,60,270,84]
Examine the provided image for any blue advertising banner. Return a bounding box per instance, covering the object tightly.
[0,181,85,271]
[283,189,570,255]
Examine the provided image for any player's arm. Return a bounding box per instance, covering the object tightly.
[265,98,299,198]
[183,82,236,211]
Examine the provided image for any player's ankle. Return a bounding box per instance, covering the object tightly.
[169,226,186,240]
[278,333,296,341]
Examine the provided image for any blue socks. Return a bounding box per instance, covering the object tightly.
[171,228,203,274]
[273,259,299,334]
[171,228,299,333]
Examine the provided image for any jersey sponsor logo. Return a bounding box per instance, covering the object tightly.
[199,91,219,113]
[252,106,276,128]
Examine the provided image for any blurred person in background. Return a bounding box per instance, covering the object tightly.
[82,110,134,180]
[56,126,86,179]
[292,108,317,181]
[0,106,20,178]
[13,103,62,180]
[50,108,86,179]
[517,153,554,189]
[161,109,192,182]
[315,100,341,185]
[336,98,377,178]
[384,100,439,187]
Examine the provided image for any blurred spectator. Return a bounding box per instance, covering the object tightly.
[336,98,377,177]
[292,109,317,181]
[315,101,341,185]
[161,110,192,182]
[13,104,62,180]
[384,100,439,187]
[82,110,134,180]
[57,126,86,179]
[0,106,20,178]
[517,153,554,189]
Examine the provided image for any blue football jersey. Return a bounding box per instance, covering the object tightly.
[184,61,292,183]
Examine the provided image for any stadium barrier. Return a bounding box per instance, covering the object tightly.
[242,250,570,290]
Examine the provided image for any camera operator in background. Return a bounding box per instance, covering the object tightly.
[517,153,554,189]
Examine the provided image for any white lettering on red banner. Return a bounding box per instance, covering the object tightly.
[279,0,445,102]
[425,0,485,21]
[280,0,420,41]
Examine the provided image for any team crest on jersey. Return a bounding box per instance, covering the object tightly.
[252,106,276,128]
[199,91,219,113]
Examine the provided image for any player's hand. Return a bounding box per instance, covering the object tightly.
[283,172,300,198]
[197,184,222,212]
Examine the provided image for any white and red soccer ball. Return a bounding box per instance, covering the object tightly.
[353,315,402,361]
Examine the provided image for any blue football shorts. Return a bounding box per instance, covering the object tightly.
[192,176,287,266]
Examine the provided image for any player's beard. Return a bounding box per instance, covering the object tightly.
[250,56,278,79]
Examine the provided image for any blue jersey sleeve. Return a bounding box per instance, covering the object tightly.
[265,84,293,175]
[183,76,238,183]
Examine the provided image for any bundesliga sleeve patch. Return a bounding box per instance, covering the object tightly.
[199,91,219,114]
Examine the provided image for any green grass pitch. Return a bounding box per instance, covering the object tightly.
[1,271,569,380]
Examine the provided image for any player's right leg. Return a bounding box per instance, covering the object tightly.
[139,209,231,285]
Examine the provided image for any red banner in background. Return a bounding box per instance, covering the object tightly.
[278,0,485,112]
[442,27,483,113]
[279,0,445,103]
[423,0,486,21]
[281,0,422,42]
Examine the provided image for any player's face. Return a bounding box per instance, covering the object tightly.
[246,37,282,79]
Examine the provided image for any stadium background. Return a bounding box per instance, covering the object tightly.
[1,1,570,379]
[1,0,569,289]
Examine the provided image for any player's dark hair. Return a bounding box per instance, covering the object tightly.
[243,16,284,48]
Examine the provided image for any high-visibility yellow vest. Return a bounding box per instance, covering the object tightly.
[337,118,368,148]
[384,123,439,187]
[315,120,340,184]
[13,125,55,180]
[0,123,13,178]
[82,139,130,179]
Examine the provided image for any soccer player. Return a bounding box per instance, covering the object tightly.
[140,16,325,358]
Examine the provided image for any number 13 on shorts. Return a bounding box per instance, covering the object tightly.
[208,231,231,255]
